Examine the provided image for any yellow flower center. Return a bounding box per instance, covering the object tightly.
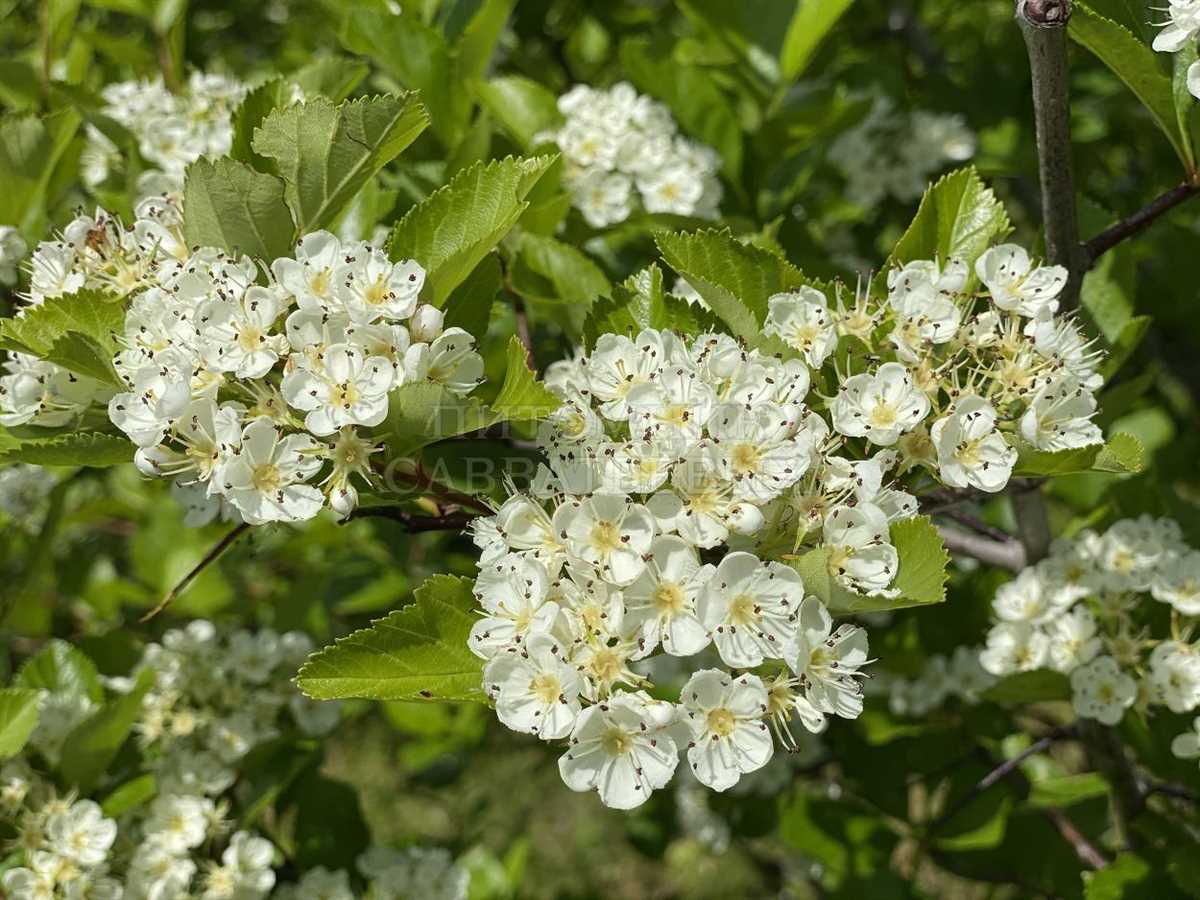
[530,673,562,705]
[729,593,758,626]
[706,707,737,738]
[654,582,686,616]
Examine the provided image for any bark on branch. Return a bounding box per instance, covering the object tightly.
[937,525,1027,572]
[1084,183,1200,264]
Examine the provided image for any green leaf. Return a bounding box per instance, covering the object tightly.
[182,157,295,261]
[0,289,125,386]
[456,0,517,85]
[1084,853,1175,900]
[340,9,469,147]
[381,382,493,457]
[386,155,556,306]
[0,108,81,239]
[1013,433,1144,476]
[981,670,1071,706]
[491,335,561,424]
[509,231,611,314]
[228,77,290,171]
[780,0,856,82]
[1100,315,1151,380]
[474,75,562,150]
[889,167,1012,272]
[654,228,806,342]
[296,574,487,703]
[0,431,135,467]
[16,639,102,703]
[290,56,369,102]
[442,254,501,339]
[100,773,157,817]
[252,94,429,235]
[0,688,40,759]
[584,264,718,345]
[1027,773,1110,809]
[59,668,155,792]
[791,516,949,614]
[620,38,743,182]
[1071,3,1195,171]
[289,769,370,869]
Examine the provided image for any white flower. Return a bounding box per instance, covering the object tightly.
[2,858,54,900]
[143,793,213,853]
[108,365,191,448]
[272,230,343,311]
[45,799,117,866]
[831,362,930,446]
[623,535,713,658]
[626,364,716,455]
[975,244,1067,319]
[218,418,324,525]
[979,622,1050,675]
[469,554,557,658]
[553,493,656,586]
[287,867,354,900]
[1151,549,1200,615]
[637,163,704,215]
[822,503,899,597]
[404,327,484,395]
[1019,376,1102,451]
[199,286,289,379]
[202,831,276,900]
[707,402,813,502]
[1047,606,1102,672]
[696,552,802,668]
[764,287,839,368]
[787,596,870,719]
[281,344,394,435]
[1,355,102,428]
[1172,717,1200,763]
[930,395,1016,492]
[992,568,1063,625]
[570,168,634,228]
[679,669,773,791]
[483,633,583,739]
[558,692,679,809]
[1153,0,1200,52]
[1148,642,1200,714]
[1070,655,1136,725]
[584,331,667,421]
[333,247,424,322]
[645,442,739,549]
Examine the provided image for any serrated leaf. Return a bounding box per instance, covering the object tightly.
[1013,433,1144,476]
[0,431,135,467]
[60,668,155,792]
[981,670,1071,706]
[387,155,556,306]
[340,9,469,147]
[583,264,718,345]
[229,77,290,171]
[252,94,429,235]
[491,335,561,424]
[290,56,369,102]
[0,290,124,386]
[655,228,806,342]
[182,157,294,261]
[889,167,1012,272]
[381,382,493,457]
[442,254,501,339]
[509,231,611,320]
[792,515,948,614]
[620,38,743,182]
[0,688,40,759]
[16,640,102,703]
[780,0,856,81]
[474,75,562,149]
[296,574,487,702]
[1071,3,1194,171]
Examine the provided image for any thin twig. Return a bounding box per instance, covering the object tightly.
[1084,182,1200,264]
[387,466,494,515]
[1043,807,1110,869]
[140,523,250,622]
[939,508,1013,543]
[346,507,478,532]
[1146,781,1200,804]
[937,525,1027,572]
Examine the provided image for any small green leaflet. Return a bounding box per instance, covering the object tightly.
[0,688,40,759]
[1012,433,1144,477]
[0,289,124,386]
[296,574,487,703]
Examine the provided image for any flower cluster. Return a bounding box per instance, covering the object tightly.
[1152,1,1200,100]
[0,463,57,530]
[82,72,246,199]
[766,243,1103,483]
[2,198,485,525]
[3,621,344,900]
[977,517,1200,738]
[829,96,976,208]
[278,847,468,900]
[539,82,723,227]
[467,327,887,808]
[881,647,997,718]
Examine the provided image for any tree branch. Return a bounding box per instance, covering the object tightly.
[939,507,1014,543]
[938,525,1027,572]
[1043,807,1111,869]
[1084,182,1200,264]
[1011,483,1051,564]
[1017,0,1087,309]
[1079,719,1147,851]
[346,507,478,532]
[141,523,250,622]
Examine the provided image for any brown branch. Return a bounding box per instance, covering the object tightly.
[1043,807,1111,869]
[938,508,1014,543]
[140,523,250,622]
[1084,183,1200,264]
[346,507,478,532]
[387,465,495,515]
[937,525,1027,572]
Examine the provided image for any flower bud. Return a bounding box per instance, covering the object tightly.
[409,304,444,342]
